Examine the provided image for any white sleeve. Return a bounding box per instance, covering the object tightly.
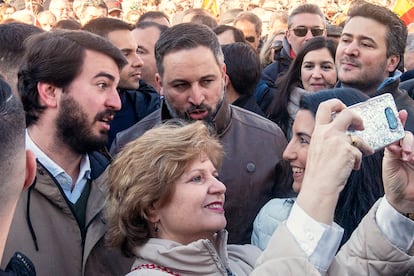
[286,202,344,274]
[376,197,414,252]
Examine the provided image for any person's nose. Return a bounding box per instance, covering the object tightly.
[188,84,205,106]
[343,41,359,56]
[283,140,297,161]
[311,67,322,78]
[106,87,122,111]
[209,176,226,195]
[304,29,314,41]
[131,52,144,68]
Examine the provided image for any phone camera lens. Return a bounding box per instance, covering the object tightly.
[385,107,398,130]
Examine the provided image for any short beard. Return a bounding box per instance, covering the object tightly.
[56,95,110,154]
[164,92,225,128]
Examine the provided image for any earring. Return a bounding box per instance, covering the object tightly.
[153,223,158,233]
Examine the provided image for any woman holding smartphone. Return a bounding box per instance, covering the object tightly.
[253,88,385,250]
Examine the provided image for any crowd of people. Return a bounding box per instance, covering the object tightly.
[0,0,413,275]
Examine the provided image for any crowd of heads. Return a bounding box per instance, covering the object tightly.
[1,1,413,79]
[0,0,410,36]
[0,0,413,274]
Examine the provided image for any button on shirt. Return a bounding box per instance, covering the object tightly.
[26,130,91,203]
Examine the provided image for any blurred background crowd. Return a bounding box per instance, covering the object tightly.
[0,0,413,32]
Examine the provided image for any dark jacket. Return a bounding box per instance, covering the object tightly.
[400,69,414,82]
[111,100,290,244]
[0,252,35,276]
[232,95,265,117]
[337,78,414,133]
[400,78,414,99]
[1,152,133,276]
[107,82,160,148]
[255,38,293,112]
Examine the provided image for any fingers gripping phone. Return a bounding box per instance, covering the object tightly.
[346,93,405,151]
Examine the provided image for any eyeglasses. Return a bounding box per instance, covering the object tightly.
[245,36,256,43]
[291,27,324,37]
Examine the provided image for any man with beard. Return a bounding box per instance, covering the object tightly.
[335,2,414,132]
[1,30,133,275]
[111,23,290,245]
[82,17,160,148]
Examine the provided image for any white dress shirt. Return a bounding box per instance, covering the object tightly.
[26,130,91,203]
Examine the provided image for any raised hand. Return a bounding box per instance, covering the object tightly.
[383,110,414,215]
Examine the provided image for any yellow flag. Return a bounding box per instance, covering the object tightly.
[202,0,219,17]
[393,0,414,25]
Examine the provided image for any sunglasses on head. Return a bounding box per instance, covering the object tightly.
[245,36,256,43]
[291,27,324,37]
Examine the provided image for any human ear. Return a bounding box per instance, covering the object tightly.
[146,203,160,223]
[155,73,163,96]
[37,82,59,108]
[223,74,229,86]
[386,54,401,73]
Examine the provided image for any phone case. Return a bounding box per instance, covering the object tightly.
[347,93,405,151]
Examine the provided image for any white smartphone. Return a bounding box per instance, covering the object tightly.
[346,93,405,151]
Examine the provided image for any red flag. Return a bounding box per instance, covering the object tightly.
[393,0,414,25]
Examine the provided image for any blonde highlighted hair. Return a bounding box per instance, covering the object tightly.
[105,120,223,256]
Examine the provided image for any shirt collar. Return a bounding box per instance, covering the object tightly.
[25,129,91,180]
[377,70,402,91]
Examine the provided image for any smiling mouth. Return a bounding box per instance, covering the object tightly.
[292,167,304,174]
[205,203,222,208]
[204,202,225,213]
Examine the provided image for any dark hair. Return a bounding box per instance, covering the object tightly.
[347,3,407,63]
[288,3,326,28]
[82,17,132,38]
[234,11,262,36]
[155,23,224,77]
[19,30,127,126]
[0,78,26,204]
[267,36,337,137]
[300,88,384,246]
[0,78,25,166]
[0,23,43,90]
[135,20,168,33]
[190,14,218,29]
[53,19,82,30]
[213,25,246,43]
[222,42,261,96]
[137,11,169,24]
